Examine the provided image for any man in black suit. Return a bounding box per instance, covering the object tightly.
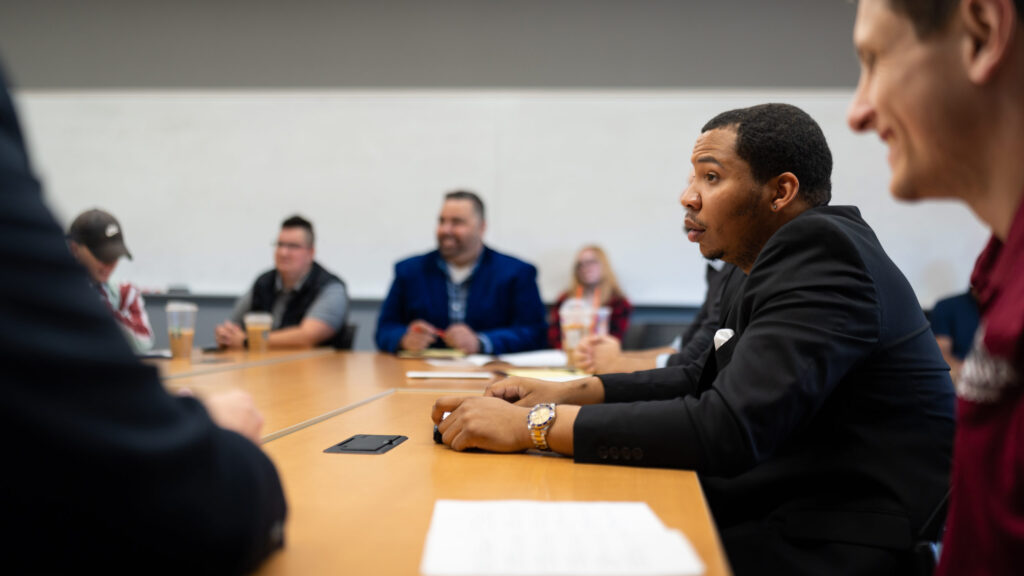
[0,68,286,572]
[432,103,954,575]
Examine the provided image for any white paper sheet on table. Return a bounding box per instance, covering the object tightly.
[420,500,705,576]
[458,349,569,368]
[405,371,494,379]
[503,369,586,382]
[425,358,480,368]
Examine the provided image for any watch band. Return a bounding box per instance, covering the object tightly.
[528,403,557,451]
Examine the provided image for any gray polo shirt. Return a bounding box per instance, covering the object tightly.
[231,271,348,331]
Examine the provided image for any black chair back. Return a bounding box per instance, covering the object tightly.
[335,323,357,350]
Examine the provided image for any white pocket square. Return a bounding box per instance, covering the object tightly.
[713,328,735,350]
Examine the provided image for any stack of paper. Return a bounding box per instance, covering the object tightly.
[421,500,705,575]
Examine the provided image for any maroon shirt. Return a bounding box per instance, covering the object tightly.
[937,196,1024,576]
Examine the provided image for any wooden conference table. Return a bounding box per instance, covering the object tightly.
[153,350,731,575]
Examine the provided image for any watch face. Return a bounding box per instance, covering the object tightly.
[529,405,554,427]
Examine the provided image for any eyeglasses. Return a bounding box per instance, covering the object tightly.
[273,241,309,251]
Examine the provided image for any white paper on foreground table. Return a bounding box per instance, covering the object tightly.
[420,500,704,576]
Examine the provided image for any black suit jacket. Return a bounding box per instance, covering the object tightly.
[666,262,740,368]
[574,207,954,573]
[0,69,286,573]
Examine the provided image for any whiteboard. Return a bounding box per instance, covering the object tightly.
[16,89,989,307]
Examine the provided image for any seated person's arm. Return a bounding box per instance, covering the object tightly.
[433,375,604,453]
[443,322,479,354]
[178,388,264,444]
[268,282,347,348]
[216,289,253,348]
[400,319,441,351]
[575,334,668,374]
[215,321,245,348]
[106,285,155,352]
[229,288,253,326]
[433,395,581,454]
[267,317,335,348]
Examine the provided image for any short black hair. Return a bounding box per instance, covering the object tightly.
[281,215,314,246]
[885,0,1024,38]
[444,190,485,221]
[701,103,833,208]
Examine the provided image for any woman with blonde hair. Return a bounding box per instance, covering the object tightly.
[548,245,632,349]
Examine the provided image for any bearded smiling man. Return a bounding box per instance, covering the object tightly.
[375,190,547,355]
[430,104,955,576]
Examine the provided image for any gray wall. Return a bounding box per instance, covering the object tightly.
[0,1,859,89]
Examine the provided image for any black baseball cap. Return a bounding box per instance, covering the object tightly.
[67,209,133,263]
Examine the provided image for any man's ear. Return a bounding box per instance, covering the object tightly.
[769,172,801,211]
[962,0,1017,84]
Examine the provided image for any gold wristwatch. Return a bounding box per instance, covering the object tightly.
[527,403,557,451]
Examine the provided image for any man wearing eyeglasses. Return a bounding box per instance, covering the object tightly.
[215,215,349,349]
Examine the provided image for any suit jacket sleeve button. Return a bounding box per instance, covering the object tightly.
[609,447,620,460]
[597,446,609,459]
[632,447,643,460]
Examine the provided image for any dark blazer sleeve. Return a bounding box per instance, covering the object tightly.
[1,72,285,573]
[573,216,881,474]
[375,261,411,352]
[475,259,548,354]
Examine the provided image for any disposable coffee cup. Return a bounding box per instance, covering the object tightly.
[166,301,198,360]
[594,306,611,337]
[559,298,594,367]
[244,312,273,354]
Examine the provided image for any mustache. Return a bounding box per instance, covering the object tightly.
[683,211,706,232]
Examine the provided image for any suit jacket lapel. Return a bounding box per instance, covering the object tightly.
[697,265,746,391]
[464,248,491,327]
[426,252,451,328]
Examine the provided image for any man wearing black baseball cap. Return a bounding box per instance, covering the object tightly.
[68,208,154,352]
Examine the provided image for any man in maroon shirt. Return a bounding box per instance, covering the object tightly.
[848,0,1024,574]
